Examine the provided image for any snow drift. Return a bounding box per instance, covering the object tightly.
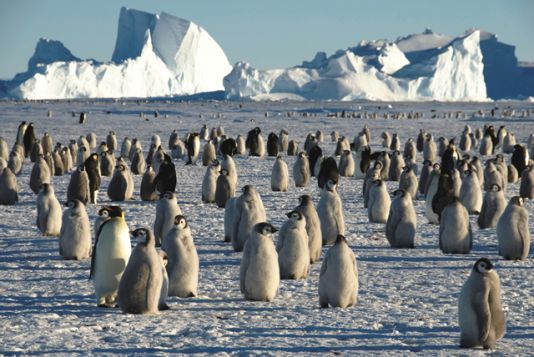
[2,7,232,99]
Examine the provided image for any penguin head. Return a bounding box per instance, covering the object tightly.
[402,166,411,173]
[299,194,312,206]
[99,206,124,219]
[130,228,154,246]
[374,161,383,170]
[474,258,494,274]
[393,189,405,198]
[100,151,107,158]
[298,152,307,158]
[255,222,278,236]
[159,250,168,267]
[489,184,501,192]
[161,191,174,200]
[173,215,188,229]
[116,163,126,171]
[335,235,347,245]
[219,168,229,176]
[325,179,338,192]
[211,159,220,167]
[286,210,303,221]
[510,196,523,206]
[39,183,52,193]
[372,179,383,187]
[242,185,255,195]
[432,163,441,171]
[65,200,78,209]
[79,146,87,153]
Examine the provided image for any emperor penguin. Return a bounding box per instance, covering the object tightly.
[23,122,36,158]
[171,139,187,159]
[90,206,131,307]
[404,138,417,162]
[479,135,493,156]
[317,157,340,189]
[68,140,78,165]
[438,137,449,157]
[502,132,516,154]
[511,144,529,178]
[36,183,62,236]
[459,170,483,214]
[29,156,51,194]
[236,135,246,155]
[128,138,142,161]
[318,235,358,308]
[316,130,325,143]
[458,258,505,349]
[221,154,238,194]
[158,250,169,310]
[0,137,8,161]
[246,127,265,157]
[386,189,416,248]
[352,132,368,152]
[84,153,101,204]
[0,167,19,205]
[439,197,472,254]
[130,148,146,175]
[59,199,92,260]
[77,146,89,165]
[363,161,382,208]
[277,211,310,279]
[162,215,200,298]
[390,133,401,151]
[293,152,310,187]
[202,140,216,166]
[99,150,115,177]
[15,121,27,147]
[381,131,391,148]
[294,195,322,264]
[52,149,64,176]
[497,196,530,260]
[153,154,176,194]
[232,185,266,252]
[202,159,220,203]
[29,140,42,163]
[107,160,134,201]
[8,150,23,175]
[118,228,163,314]
[424,163,442,224]
[519,165,534,199]
[331,131,339,143]
[399,165,418,199]
[271,155,289,192]
[67,165,90,205]
[423,134,437,162]
[378,151,391,180]
[120,137,132,159]
[368,180,391,224]
[86,132,97,149]
[223,196,238,242]
[339,150,355,177]
[317,178,345,245]
[279,129,289,152]
[267,132,280,156]
[287,140,299,156]
[106,131,117,152]
[416,129,426,152]
[140,165,158,201]
[199,125,209,141]
[240,222,280,302]
[459,130,472,152]
[353,146,371,179]
[507,164,519,184]
[478,184,506,229]
[154,191,182,246]
[215,168,234,208]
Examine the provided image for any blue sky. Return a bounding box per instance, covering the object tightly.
[0,0,532,79]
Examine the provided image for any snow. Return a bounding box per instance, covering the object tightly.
[395,29,453,54]
[0,99,533,355]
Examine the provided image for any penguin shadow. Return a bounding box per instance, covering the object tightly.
[504,326,534,339]
[0,293,101,317]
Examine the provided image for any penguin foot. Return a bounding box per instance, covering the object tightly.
[320,303,328,308]
[187,292,196,298]
[159,304,170,311]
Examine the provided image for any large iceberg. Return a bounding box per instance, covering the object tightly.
[2,7,232,99]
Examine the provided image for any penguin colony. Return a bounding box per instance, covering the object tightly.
[0,105,533,352]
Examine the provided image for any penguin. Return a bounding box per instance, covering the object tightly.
[458,258,505,349]
[158,250,169,310]
[511,144,529,178]
[492,155,508,191]
[171,139,187,159]
[185,133,200,165]
[388,151,405,181]
[43,152,54,174]
[479,135,493,156]
[8,150,23,175]
[381,131,391,149]
[317,157,339,189]
[221,154,238,194]
[23,122,36,158]
[438,137,449,157]
[318,235,358,308]
[215,168,234,208]
[390,133,401,151]
[140,165,158,201]
[99,150,115,177]
[106,131,117,152]
[519,165,533,199]
[97,142,109,156]
[0,167,18,205]
[496,125,507,150]
[30,140,43,164]
[233,135,245,156]
[271,154,289,192]
[423,134,437,162]
[232,185,266,252]
[399,165,418,201]
[441,142,459,175]
[202,141,216,166]
[363,161,382,208]
[84,153,101,204]
[29,156,51,194]
[86,132,97,149]
[316,130,325,143]
[294,195,322,264]
[404,138,417,162]
[117,228,163,314]
[305,133,318,153]
[202,159,220,203]
[224,197,238,242]
[217,137,235,157]
[150,147,166,173]
[216,125,225,137]
[378,151,391,180]
[459,130,472,152]
[339,150,355,177]
[130,148,146,175]
[15,121,27,147]
[52,148,64,176]
[278,129,289,153]
[246,127,265,157]
[153,154,176,194]
[36,183,62,236]
[240,222,280,302]
[108,160,134,201]
[0,137,8,161]
[502,132,516,154]
[416,129,426,152]
[317,178,345,245]
[458,169,482,215]
[67,165,90,205]
[161,215,199,298]
[353,146,371,179]
[431,172,456,222]
[386,189,416,248]
[287,140,299,156]
[368,179,391,224]
[90,206,131,307]
[293,152,310,187]
[352,132,368,152]
[267,132,280,157]
[120,137,132,159]
[470,156,484,187]
[439,197,472,254]
[59,199,92,260]
[128,138,141,161]
[276,211,310,279]
[154,191,182,247]
[331,131,339,143]
[478,184,507,229]
[484,161,505,192]
[334,136,350,156]
[199,125,209,141]
[497,196,530,260]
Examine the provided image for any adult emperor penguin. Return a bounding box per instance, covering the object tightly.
[478,184,506,229]
[232,185,266,252]
[267,132,280,157]
[140,165,158,201]
[246,127,265,157]
[108,160,134,201]
[293,152,310,187]
[90,206,131,307]
[439,197,472,254]
[67,165,90,205]
[0,167,19,205]
[339,150,355,177]
[318,235,358,308]
[271,154,289,192]
[308,145,322,177]
[295,195,322,264]
[399,165,418,200]
[519,165,534,199]
[118,228,163,314]
[59,199,92,260]
[162,215,199,298]
[202,159,220,203]
[23,122,36,158]
[458,258,505,349]
[317,178,345,245]
[215,169,234,208]
[15,121,27,147]
[317,157,340,189]
[29,156,51,194]
[240,222,280,302]
[36,183,62,236]
[459,169,483,214]
[497,196,530,260]
[277,211,310,279]
[186,133,201,165]
[154,191,182,246]
[386,189,416,248]
[368,180,391,224]
[84,153,101,204]
[424,164,442,224]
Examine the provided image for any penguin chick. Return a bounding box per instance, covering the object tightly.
[294,195,322,264]
[271,155,289,192]
[317,179,345,245]
[439,198,472,254]
[368,180,391,224]
[277,211,309,279]
[36,183,62,236]
[59,199,92,260]
[497,196,530,260]
[386,190,416,248]
[154,191,182,247]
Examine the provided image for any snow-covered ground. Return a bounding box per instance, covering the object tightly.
[0,100,533,355]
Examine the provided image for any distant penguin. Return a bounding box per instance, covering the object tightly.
[90,206,131,307]
[389,151,405,181]
[99,150,115,177]
[287,140,299,156]
[67,165,90,205]
[117,228,163,314]
[84,153,101,204]
[317,157,339,189]
[339,150,355,177]
[106,131,117,152]
[246,127,265,157]
[386,189,416,248]
[232,185,266,252]
[186,133,201,165]
[279,129,289,152]
[240,222,280,301]
[202,159,220,203]
[519,166,533,199]
[479,135,493,156]
[458,258,505,349]
[202,141,216,166]
[425,164,441,224]
[36,183,62,236]
[120,137,132,159]
[423,134,437,162]
[162,215,199,298]
[108,160,134,201]
[215,169,234,208]
[236,135,246,155]
[140,165,158,201]
[293,152,310,187]
[363,162,382,208]
[502,132,516,153]
[59,199,92,260]
[497,196,530,260]
[439,198,472,254]
[29,156,51,194]
[86,132,97,149]
[308,145,322,176]
[511,144,529,178]
[271,155,289,192]
[154,191,182,247]
[459,170,482,215]
[368,179,391,224]
[277,211,309,279]
[399,165,418,200]
[354,146,371,179]
[381,132,391,149]
[0,167,18,205]
[294,195,322,264]
[478,184,506,229]
[153,154,176,194]
[130,148,146,175]
[23,122,36,158]
[318,235,358,308]
[317,179,345,245]
[507,164,518,183]
[267,132,280,157]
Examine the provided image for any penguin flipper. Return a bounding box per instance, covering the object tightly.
[89,220,108,280]
[518,211,529,259]
[473,287,492,343]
